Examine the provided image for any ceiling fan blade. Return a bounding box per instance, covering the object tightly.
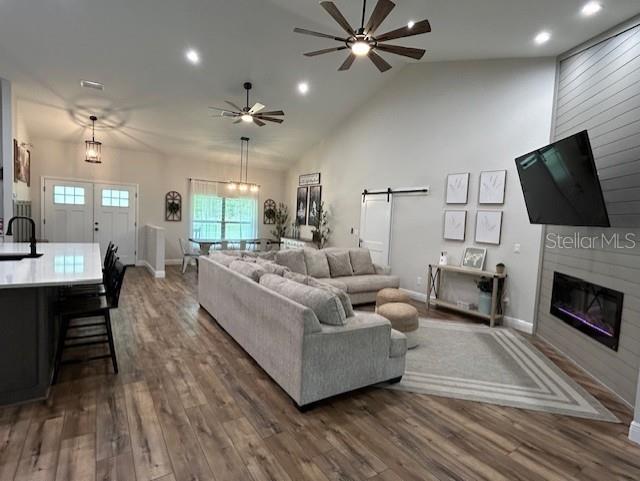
[294,27,346,42]
[365,0,395,35]
[304,46,347,57]
[221,111,238,118]
[376,43,425,60]
[320,1,355,36]
[368,50,392,72]
[249,102,265,114]
[209,106,238,113]
[225,100,244,112]
[376,19,431,42]
[257,116,284,124]
[253,117,266,127]
[338,53,356,71]
[233,118,243,124]
[255,110,284,116]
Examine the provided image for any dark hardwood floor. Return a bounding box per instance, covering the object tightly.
[1,266,639,481]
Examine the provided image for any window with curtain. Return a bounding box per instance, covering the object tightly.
[190,179,258,240]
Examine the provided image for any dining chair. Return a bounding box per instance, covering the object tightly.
[179,238,200,273]
[53,260,127,383]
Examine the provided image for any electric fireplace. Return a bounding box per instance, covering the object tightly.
[550,272,623,351]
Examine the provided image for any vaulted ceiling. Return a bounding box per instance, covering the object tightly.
[0,0,638,169]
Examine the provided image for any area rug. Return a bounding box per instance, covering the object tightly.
[385,319,618,422]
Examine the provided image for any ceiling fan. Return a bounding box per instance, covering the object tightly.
[294,0,431,72]
[209,82,285,127]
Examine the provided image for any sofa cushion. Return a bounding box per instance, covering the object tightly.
[349,248,376,275]
[304,249,331,278]
[260,274,346,326]
[208,252,240,267]
[284,272,354,318]
[255,257,289,276]
[333,274,401,294]
[228,260,266,282]
[256,250,277,261]
[326,250,353,278]
[313,277,348,292]
[275,249,307,275]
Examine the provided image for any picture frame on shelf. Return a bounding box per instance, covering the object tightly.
[446,172,469,204]
[296,186,308,225]
[443,210,466,241]
[475,210,503,245]
[478,170,506,204]
[461,246,487,270]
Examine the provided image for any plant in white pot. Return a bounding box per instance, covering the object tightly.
[476,276,493,315]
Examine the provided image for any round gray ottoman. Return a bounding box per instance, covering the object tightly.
[377,302,419,349]
[376,288,411,309]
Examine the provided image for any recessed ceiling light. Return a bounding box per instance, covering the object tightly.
[80,80,104,91]
[534,31,551,45]
[407,20,415,29]
[298,82,309,94]
[582,2,603,16]
[185,49,200,65]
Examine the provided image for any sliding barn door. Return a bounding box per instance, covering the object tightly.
[359,195,393,266]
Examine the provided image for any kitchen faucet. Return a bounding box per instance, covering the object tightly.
[6,216,38,256]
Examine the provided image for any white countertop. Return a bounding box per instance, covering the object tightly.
[0,243,102,289]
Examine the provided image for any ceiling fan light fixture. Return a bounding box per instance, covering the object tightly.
[241,113,253,123]
[351,40,371,56]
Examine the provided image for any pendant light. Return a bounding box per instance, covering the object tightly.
[85,115,102,164]
[228,136,259,192]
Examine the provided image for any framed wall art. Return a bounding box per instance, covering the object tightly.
[478,170,506,204]
[13,140,31,186]
[263,198,276,224]
[461,246,487,270]
[446,172,469,204]
[308,185,322,226]
[165,191,182,221]
[475,210,503,245]
[443,210,466,241]
[296,186,308,225]
[299,172,320,186]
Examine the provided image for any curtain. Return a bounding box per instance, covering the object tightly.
[189,179,259,240]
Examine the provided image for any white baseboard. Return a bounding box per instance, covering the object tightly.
[503,316,534,334]
[136,260,166,278]
[399,288,427,303]
[165,259,182,266]
[629,421,640,445]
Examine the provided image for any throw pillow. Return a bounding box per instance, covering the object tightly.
[308,278,355,318]
[303,249,331,278]
[208,252,239,267]
[326,250,353,277]
[256,250,277,261]
[349,248,375,275]
[255,257,289,276]
[275,249,307,275]
[260,274,347,326]
[228,260,266,282]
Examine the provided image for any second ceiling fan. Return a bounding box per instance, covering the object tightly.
[209,82,284,127]
[294,0,431,72]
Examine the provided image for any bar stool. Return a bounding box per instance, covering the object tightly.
[53,260,127,383]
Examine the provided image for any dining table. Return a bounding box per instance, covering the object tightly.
[188,237,280,254]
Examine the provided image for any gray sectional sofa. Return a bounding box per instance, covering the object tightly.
[198,252,407,408]
[274,247,401,305]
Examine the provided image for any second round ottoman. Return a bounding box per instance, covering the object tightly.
[376,288,411,309]
[377,302,419,349]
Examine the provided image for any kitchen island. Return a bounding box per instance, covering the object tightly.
[0,243,102,405]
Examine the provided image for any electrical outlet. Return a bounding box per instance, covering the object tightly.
[513,243,521,254]
[417,276,423,286]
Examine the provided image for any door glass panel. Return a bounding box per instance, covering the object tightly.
[53,185,85,205]
[102,189,130,208]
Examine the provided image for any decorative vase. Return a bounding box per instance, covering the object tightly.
[496,264,505,275]
[478,292,492,315]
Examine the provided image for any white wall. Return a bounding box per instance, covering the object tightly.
[0,78,12,227]
[29,137,286,261]
[286,58,556,325]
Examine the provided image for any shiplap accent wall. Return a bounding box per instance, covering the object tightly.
[536,22,640,405]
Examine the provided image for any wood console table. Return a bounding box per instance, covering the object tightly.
[427,264,507,327]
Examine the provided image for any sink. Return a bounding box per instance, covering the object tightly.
[0,253,44,261]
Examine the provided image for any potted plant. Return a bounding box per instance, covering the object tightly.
[311,201,331,249]
[476,276,493,315]
[270,203,289,241]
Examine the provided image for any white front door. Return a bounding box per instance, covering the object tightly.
[94,183,137,265]
[43,179,94,243]
[359,195,393,266]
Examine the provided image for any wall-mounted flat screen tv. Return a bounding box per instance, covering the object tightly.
[515,130,610,227]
